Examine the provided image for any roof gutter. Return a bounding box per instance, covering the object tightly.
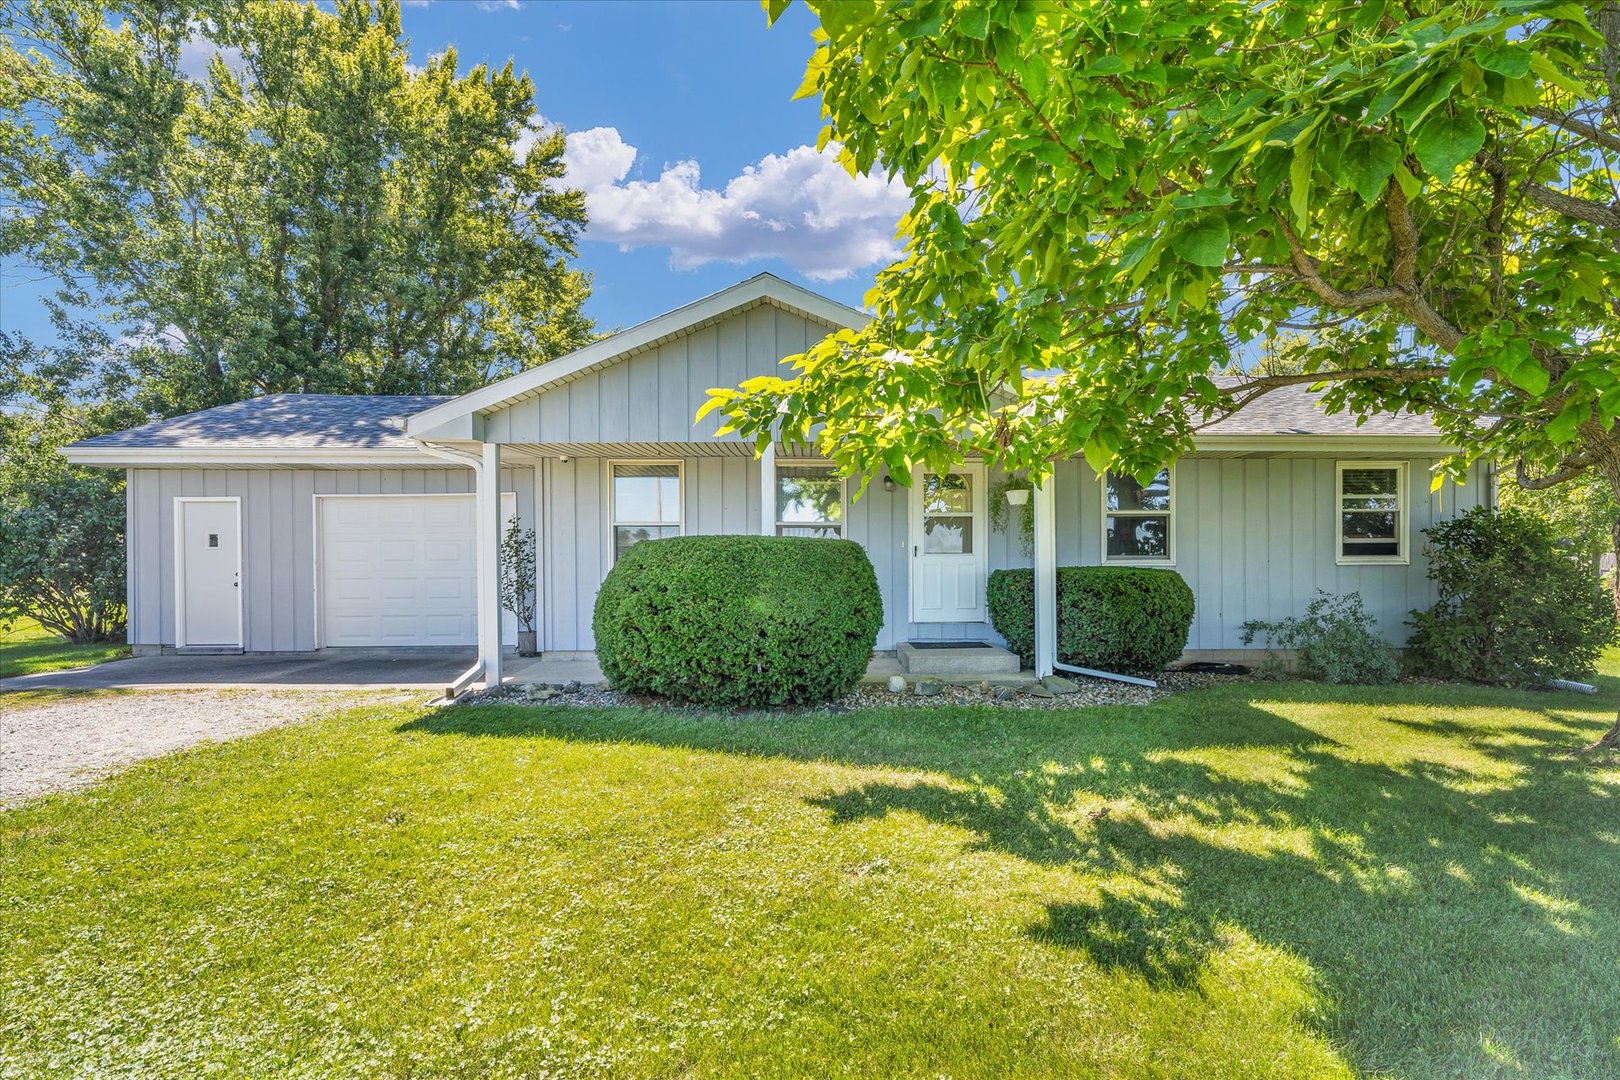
[59,446,443,468]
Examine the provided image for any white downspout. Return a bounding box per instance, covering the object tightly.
[1032,472,1158,690]
[1033,477,1057,679]
[417,440,500,698]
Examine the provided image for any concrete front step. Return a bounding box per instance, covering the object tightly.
[896,641,1022,676]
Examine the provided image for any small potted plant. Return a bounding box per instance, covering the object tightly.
[499,519,539,656]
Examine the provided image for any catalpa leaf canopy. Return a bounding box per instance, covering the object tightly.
[704,0,1620,501]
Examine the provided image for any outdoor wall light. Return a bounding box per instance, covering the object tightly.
[1005,487,1030,507]
[882,473,896,493]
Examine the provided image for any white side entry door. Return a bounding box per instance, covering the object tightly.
[908,463,987,623]
[176,497,242,648]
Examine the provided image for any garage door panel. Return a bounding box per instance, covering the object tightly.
[320,496,479,647]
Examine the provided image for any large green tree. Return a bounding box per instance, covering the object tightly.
[707,0,1620,746]
[1,0,593,403]
[1502,471,1620,589]
[0,325,158,642]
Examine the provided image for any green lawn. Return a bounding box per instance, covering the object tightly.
[0,616,128,678]
[4,657,1618,1077]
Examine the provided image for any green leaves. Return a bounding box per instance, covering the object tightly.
[2,1,596,402]
[1288,146,1314,226]
[1474,41,1531,77]
[1413,107,1486,181]
[1171,217,1231,268]
[1341,138,1400,204]
[956,4,991,40]
[704,0,1620,514]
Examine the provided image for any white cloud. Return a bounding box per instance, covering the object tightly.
[175,32,245,82]
[561,128,909,281]
[475,0,521,10]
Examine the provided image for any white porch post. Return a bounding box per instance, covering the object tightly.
[759,437,777,535]
[477,441,503,688]
[1033,477,1057,678]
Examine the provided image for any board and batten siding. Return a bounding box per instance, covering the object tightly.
[529,453,1484,655]
[481,304,823,446]
[1043,454,1490,651]
[125,467,530,651]
[538,458,1014,653]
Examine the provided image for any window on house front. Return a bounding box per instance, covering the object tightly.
[775,463,843,537]
[921,470,975,554]
[1337,462,1406,562]
[1103,467,1173,562]
[611,462,681,561]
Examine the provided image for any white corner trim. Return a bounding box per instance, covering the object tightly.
[405,274,868,436]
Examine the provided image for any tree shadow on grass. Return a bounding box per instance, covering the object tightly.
[400,683,1620,1075]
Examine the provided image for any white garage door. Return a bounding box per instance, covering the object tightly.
[318,494,513,647]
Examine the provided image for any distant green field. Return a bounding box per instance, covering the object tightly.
[0,616,128,678]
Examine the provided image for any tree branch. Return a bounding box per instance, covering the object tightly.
[1516,455,1594,490]
[1527,105,1620,155]
[1476,149,1620,251]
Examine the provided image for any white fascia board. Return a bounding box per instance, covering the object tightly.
[60,446,451,468]
[1190,434,1457,454]
[405,273,869,437]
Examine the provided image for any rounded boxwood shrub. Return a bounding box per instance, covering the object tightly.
[1407,506,1618,686]
[593,535,883,707]
[987,566,1195,673]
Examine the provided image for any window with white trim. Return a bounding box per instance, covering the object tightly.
[1337,462,1406,562]
[1103,467,1173,562]
[774,462,844,537]
[611,462,681,562]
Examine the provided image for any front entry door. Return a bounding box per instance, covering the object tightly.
[909,463,987,623]
[177,498,242,647]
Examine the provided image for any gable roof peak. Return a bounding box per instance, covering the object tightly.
[407,274,867,436]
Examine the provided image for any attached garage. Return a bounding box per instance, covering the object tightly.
[317,493,514,648]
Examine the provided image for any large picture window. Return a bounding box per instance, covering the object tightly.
[1337,462,1406,563]
[611,462,681,562]
[775,462,843,538]
[1103,467,1173,562]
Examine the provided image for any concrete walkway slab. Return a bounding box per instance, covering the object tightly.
[1,651,478,693]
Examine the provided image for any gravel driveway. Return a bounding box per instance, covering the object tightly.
[0,689,405,806]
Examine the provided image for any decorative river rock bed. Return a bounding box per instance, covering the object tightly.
[460,668,1240,712]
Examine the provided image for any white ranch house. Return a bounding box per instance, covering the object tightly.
[64,274,1492,687]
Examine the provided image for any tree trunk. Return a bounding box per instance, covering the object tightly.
[1587,701,1620,752]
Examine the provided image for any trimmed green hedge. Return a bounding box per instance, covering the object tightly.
[593,535,883,707]
[987,566,1195,673]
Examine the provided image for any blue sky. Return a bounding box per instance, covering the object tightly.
[0,0,903,347]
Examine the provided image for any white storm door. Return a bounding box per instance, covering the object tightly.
[909,464,987,623]
[176,498,242,647]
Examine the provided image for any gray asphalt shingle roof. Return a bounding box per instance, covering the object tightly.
[70,394,452,450]
[69,381,1444,453]
[1198,381,1442,437]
